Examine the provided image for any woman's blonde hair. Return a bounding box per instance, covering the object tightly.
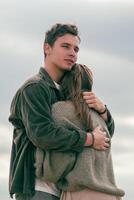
[60,64,93,131]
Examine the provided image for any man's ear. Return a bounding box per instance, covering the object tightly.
[43,43,51,56]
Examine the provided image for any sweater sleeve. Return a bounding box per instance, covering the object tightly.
[20,83,87,152]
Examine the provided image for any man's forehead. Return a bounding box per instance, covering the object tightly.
[56,34,80,45]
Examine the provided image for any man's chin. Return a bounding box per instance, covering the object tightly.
[64,64,75,71]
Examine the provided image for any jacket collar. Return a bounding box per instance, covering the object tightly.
[39,67,58,89]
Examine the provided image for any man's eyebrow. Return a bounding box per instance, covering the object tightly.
[61,42,71,45]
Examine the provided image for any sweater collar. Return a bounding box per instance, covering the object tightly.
[39,67,59,89]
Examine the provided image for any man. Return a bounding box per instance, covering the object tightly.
[9,23,114,200]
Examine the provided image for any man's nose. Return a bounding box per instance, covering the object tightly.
[69,48,77,57]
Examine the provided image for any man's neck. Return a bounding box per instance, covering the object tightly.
[44,62,64,83]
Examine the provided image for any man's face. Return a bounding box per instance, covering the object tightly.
[45,34,80,71]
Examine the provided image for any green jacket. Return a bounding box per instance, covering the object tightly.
[8,67,87,197]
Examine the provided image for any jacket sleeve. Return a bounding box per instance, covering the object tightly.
[20,83,87,152]
[105,108,115,137]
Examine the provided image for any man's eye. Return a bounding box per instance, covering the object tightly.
[74,48,79,53]
[62,45,69,48]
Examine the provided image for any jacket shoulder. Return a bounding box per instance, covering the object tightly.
[10,73,50,107]
[16,73,51,96]
[21,74,45,90]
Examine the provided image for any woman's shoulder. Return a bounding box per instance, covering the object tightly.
[52,101,76,121]
[52,100,75,110]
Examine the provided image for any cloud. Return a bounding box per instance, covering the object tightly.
[0,125,11,200]
[0,0,134,62]
[112,138,134,199]
[115,116,134,127]
[0,178,10,200]
[0,124,12,154]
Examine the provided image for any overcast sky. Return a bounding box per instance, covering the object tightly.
[0,0,134,199]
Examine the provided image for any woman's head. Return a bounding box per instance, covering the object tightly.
[61,63,93,100]
[60,64,93,130]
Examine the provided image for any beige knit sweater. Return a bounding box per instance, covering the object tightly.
[35,101,124,197]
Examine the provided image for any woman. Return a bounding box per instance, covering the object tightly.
[35,64,124,200]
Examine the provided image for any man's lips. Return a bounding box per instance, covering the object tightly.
[64,59,75,65]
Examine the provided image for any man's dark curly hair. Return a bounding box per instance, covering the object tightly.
[44,23,80,56]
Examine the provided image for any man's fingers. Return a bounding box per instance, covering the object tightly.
[104,142,110,148]
[85,99,96,105]
[102,146,108,151]
[102,131,107,136]
[95,125,102,130]
[105,138,110,142]
[83,91,93,96]
[83,92,95,100]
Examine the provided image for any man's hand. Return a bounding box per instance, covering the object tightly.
[83,91,108,121]
[93,126,110,150]
[83,91,105,113]
[85,126,110,150]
